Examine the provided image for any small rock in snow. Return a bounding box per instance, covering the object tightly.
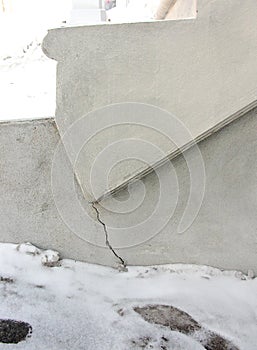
[247,270,255,279]
[16,243,41,256]
[0,277,14,283]
[41,250,60,267]
[235,271,247,280]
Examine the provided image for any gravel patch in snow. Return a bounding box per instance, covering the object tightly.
[0,320,32,344]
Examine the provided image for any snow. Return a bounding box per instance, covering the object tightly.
[107,0,160,23]
[0,242,257,349]
[0,0,71,121]
[0,5,256,347]
[0,48,56,121]
[0,39,55,121]
[0,0,160,121]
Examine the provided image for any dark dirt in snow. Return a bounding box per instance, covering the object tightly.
[0,319,32,344]
[134,305,239,350]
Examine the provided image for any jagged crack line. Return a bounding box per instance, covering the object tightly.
[91,202,126,268]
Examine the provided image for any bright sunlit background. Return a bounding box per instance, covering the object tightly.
[0,0,196,120]
[0,0,73,120]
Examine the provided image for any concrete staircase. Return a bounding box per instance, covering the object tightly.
[1,0,256,272]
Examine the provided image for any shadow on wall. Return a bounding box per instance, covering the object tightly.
[106,0,197,23]
[155,0,197,20]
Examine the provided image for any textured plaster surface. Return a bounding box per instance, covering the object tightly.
[0,108,257,273]
[0,118,118,267]
[42,0,257,201]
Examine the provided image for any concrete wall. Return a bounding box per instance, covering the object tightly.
[0,108,256,273]
[42,0,257,202]
[2,0,256,273]
[108,106,257,273]
[0,118,117,267]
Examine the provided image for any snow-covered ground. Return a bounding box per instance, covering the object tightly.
[0,46,56,121]
[0,0,158,121]
[0,0,196,121]
[0,242,257,349]
[0,0,71,121]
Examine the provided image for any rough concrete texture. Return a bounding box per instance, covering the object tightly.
[0,118,119,267]
[42,0,257,201]
[97,107,257,273]
[0,107,257,273]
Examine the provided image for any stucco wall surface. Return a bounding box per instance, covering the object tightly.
[0,118,117,267]
[42,0,257,201]
[0,108,256,273]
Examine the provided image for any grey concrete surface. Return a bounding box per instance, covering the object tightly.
[1,0,257,273]
[0,118,118,267]
[108,106,257,273]
[0,107,256,273]
[42,0,257,201]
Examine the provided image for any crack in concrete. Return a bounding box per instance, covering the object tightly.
[90,202,127,270]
